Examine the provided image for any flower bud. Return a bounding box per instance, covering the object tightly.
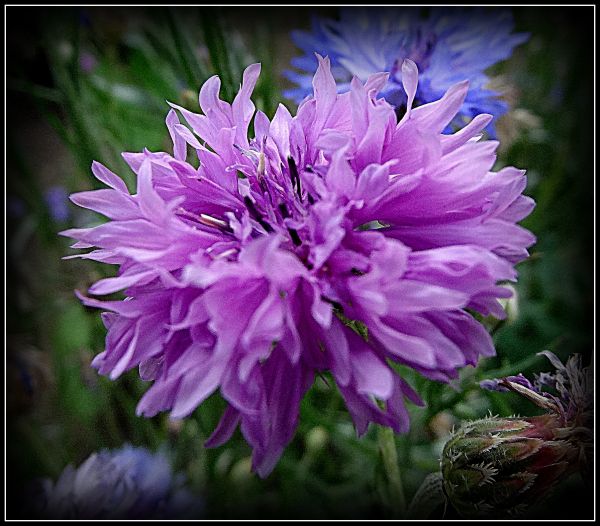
[442,352,592,518]
[441,413,579,517]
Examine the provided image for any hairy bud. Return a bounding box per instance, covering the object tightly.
[441,352,592,518]
[441,413,579,517]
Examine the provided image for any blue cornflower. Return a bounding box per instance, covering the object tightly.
[44,186,71,223]
[285,7,528,136]
[32,445,203,519]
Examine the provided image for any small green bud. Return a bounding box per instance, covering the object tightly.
[305,425,328,453]
[230,456,253,484]
[498,284,519,323]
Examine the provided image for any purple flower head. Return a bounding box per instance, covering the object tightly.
[481,351,593,425]
[285,8,529,137]
[62,57,535,477]
[32,445,203,519]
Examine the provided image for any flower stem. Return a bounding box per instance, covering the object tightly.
[377,426,406,517]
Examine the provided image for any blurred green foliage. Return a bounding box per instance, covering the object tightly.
[7,6,593,519]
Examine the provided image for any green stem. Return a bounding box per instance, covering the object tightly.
[377,426,406,517]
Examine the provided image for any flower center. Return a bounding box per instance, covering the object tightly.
[182,147,313,264]
[406,28,437,71]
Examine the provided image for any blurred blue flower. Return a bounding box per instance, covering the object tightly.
[33,444,203,519]
[44,186,71,223]
[285,7,528,136]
